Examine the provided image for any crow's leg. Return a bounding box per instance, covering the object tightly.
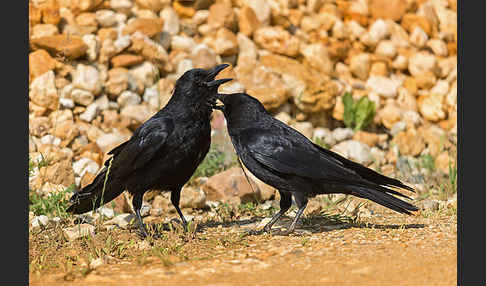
[171,189,188,231]
[277,192,308,236]
[132,192,148,238]
[246,190,292,235]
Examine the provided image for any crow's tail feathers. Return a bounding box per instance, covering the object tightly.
[313,143,415,192]
[348,184,418,215]
[66,168,124,215]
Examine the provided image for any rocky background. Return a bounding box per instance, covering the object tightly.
[28,0,457,230]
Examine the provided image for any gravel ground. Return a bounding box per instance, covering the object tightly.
[29,204,456,286]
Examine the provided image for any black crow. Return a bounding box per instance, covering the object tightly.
[66,64,232,237]
[215,93,418,235]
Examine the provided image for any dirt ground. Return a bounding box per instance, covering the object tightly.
[29,205,457,286]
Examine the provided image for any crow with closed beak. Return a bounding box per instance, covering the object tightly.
[67,64,232,237]
[215,93,418,235]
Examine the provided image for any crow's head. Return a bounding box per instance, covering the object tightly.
[214,93,268,124]
[173,64,232,106]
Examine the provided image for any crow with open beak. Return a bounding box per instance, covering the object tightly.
[67,64,232,238]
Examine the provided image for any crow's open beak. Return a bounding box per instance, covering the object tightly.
[204,64,233,88]
[206,78,233,87]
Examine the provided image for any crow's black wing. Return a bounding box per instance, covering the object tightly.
[107,117,175,176]
[239,127,360,181]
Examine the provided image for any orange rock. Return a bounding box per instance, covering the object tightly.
[447,42,457,55]
[29,2,42,26]
[97,28,118,43]
[369,0,407,21]
[238,5,260,37]
[353,131,381,147]
[208,2,237,30]
[40,0,61,25]
[202,167,272,205]
[60,0,103,15]
[122,18,164,38]
[30,35,88,60]
[392,128,426,157]
[80,171,97,189]
[29,49,59,82]
[401,14,433,36]
[135,0,165,12]
[254,26,300,57]
[110,54,145,68]
[172,1,195,18]
[75,12,98,27]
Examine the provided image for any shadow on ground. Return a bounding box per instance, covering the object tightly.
[143,213,426,237]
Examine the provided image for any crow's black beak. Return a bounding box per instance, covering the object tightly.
[204,64,232,88]
[206,78,233,88]
[206,64,230,80]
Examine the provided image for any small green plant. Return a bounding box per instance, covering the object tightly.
[448,159,457,193]
[417,154,436,173]
[190,144,238,181]
[342,92,376,131]
[29,154,50,177]
[29,184,75,218]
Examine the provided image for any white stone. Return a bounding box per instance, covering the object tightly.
[242,0,271,25]
[347,20,366,41]
[29,71,58,109]
[350,53,371,80]
[82,34,99,62]
[114,35,131,53]
[331,140,373,165]
[71,89,94,106]
[427,39,448,57]
[430,80,450,96]
[96,132,130,153]
[40,134,60,146]
[408,52,438,77]
[130,61,159,87]
[31,215,49,228]
[94,95,109,110]
[143,86,160,108]
[375,40,397,59]
[117,90,141,108]
[332,127,355,142]
[59,97,74,109]
[332,20,348,39]
[300,43,333,75]
[31,24,59,39]
[96,10,117,27]
[361,19,389,46]
[97,206,115,219]
[62,224,95,241]
[366,76,399,98]
[409,26,428,48]
[110,0,133,12]
[219,81,245,94]
[79,103,99,122]
[73,157,100,178]
[161,7,180,36]
[104,213,137,229]
[313,127,336,147]
[392,55,408,70]
[192,10,209,25]
[89,258,104,270]
[171,35,196,52]
[176,59,194,78]
[73,64,102,95]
